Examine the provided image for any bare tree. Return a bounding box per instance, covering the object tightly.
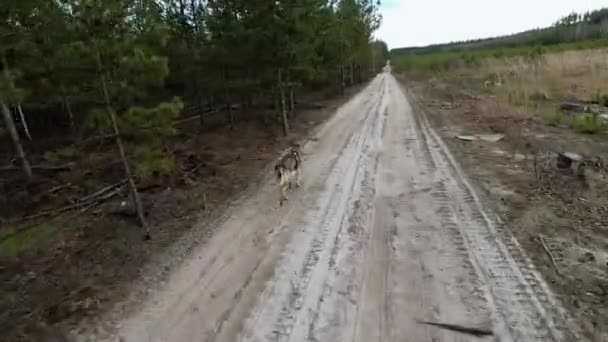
[1,100,32,180]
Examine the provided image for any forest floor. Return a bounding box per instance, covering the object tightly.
[399,50,608,340]
[0,85,365,341]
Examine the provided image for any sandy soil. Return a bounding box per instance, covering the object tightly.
[404,76,608,341]
[82,72,582,342]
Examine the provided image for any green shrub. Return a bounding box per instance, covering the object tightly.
[43,146,78,163]
[0,223,57,258]
[133,146,175,177]
[573,114,604,134]
[588,91,607,106]
[601,94,608,107]
[544,110,565,126]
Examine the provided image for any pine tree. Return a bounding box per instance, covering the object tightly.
[0,0,34,180]
[0,0,385,221]
[162,0,209,126]
[69,0,183,238]
[206,0,250,128]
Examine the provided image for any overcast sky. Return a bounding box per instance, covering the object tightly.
[377,0,608,49]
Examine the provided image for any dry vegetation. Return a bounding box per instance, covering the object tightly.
[489,49,608,104]
[401,48,608,341]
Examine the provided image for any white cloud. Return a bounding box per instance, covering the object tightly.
[377,0,608,49]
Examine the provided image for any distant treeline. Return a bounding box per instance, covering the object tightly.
[391,7,608,57]
[391,39,608,73]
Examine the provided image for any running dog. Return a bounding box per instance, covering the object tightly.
[275,148,302,206]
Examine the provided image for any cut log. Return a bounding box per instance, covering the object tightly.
[560,102,590,113]
[557,152,583,169]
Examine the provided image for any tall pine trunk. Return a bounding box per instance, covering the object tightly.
[339,65,345,95]
[275,89,281,122]
[372,53,376,75]
[349,63,355,86]
[224,68,234,129]
[1,100,32,180]
[197,92,205,128]
[1,56,33,180]
[60,88,75,136]
[226,90,234,129]
[193,79,204,128]
[289,86,295,113]
[95,51,149,239]
[16,104,32,141]
[278,68,289,136]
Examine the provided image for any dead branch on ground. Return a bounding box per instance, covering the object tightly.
[45,183,73,195]
[183,163,203,179]
[79,179,127,203]
[0,164,73,172]
[0,181,128,242]
[540,234,562,276]
[11,180,127,223]
[416,320,493,337]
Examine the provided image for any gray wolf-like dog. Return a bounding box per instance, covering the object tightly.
[274,148,302,206]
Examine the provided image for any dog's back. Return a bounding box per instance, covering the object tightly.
[275,148,303,205]
[275,149,301,175]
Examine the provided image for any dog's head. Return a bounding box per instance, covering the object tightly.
[274,163,283,179]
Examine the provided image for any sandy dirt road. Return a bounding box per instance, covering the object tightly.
[100,72,580,342]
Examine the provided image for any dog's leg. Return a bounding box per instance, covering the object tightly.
[281,184,289,205]
[295,169,302,188]
[279,175,288,206]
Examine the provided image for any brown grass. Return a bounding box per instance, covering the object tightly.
[484,49,608,103]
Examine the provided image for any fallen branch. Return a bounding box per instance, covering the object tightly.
[79,185,125,214]
[45,183,73,194]
[77,133,118,147]
[17,181,127,222]
[172,105,232,125]
[540,235,562,276]
[22,201,87,222]
[416,320,493,337]
[1,184,127,243]
[172,114,203,125]
[32,183,74,202]
[0,164,73,172]
[183,163,203,179]
[79,179,127,202]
